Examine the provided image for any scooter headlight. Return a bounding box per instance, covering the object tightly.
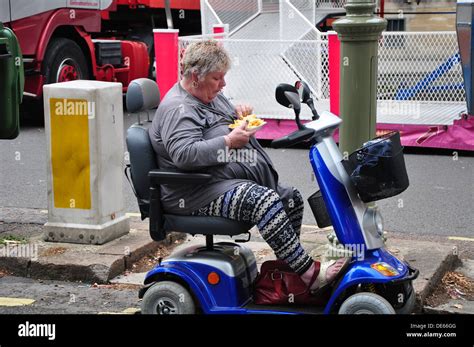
[371,262,399,277]
[363,206,384,237]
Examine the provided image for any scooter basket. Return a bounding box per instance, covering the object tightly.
[342,131,409,203]
[307,191,332,228]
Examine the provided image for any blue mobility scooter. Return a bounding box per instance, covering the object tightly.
[125,78,418,314]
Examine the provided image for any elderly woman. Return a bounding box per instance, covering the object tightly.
[149,40,347,292]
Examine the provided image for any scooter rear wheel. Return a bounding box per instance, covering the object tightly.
[338,293,395,314]
[141,281,196,315]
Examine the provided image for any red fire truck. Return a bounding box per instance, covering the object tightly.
[0,0,201,99]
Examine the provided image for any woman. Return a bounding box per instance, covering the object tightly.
[149,40,347,292]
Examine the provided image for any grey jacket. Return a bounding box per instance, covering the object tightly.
[149,82,294,215]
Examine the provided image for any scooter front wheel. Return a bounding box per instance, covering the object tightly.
[141,281,196,315]
[338,293,395,314]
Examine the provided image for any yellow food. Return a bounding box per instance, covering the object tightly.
[229,114,266,129]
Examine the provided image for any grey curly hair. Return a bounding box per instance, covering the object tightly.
[182,40,231,80]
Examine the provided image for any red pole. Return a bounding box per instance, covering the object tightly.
[328,31,340,116]
[380,0,385,18]
[213,24,229,42]
[153,29,179,97]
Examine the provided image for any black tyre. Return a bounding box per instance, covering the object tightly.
[339,293,396,314]
[42,38,90,84]
[141,281,196,315]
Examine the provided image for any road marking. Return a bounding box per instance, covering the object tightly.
[98,307,140,315]
[0,297,35,306]
[122,307,140,314]
[302,224,332,231]
[448,236,474,242]
[126,212,141,218]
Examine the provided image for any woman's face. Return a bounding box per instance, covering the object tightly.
[195,71,227,103]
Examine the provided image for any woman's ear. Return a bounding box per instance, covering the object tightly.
[191,72,200,88]
[191,72,199,83]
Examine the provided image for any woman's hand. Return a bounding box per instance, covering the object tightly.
[226,120,257,149]
[235,104,253,119]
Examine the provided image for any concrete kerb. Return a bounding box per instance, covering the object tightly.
[0,213,185,284]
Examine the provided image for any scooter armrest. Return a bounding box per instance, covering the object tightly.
[148,170,213,186]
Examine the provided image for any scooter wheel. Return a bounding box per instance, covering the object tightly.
[141,281,195,315]
[338,293,395,314]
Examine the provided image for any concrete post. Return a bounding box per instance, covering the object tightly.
[43,80,130,245]
[332,0,387,154]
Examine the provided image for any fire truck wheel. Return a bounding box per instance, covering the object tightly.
[43,38,90,84]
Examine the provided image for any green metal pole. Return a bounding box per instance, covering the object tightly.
[332,0,387,155]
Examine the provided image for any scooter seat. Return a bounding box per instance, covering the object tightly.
[164,215,253,236]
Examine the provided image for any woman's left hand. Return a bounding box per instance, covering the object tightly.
[235,104,253,119]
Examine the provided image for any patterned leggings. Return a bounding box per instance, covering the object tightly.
[191,182,313,275]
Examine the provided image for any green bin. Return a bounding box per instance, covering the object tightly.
[0,22,24,139]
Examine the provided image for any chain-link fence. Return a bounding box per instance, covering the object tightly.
[179,36,329,120]
[201,0,261,35]
[315,0,346,9]
[200,0,223,35]
[196,0,466,124]
[378,31,464,102]
[280,0,321,40]
[279,0,328,100]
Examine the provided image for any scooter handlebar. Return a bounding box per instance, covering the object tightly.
[271,128,315,149]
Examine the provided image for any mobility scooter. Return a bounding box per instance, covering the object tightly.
[125,78,418,314]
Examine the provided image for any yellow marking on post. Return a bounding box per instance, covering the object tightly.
[50,98,91,209]
[448,236,474,242]
[0,297,35,306]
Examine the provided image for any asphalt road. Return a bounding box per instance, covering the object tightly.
[0,276,140,314]
[1,114,473,238]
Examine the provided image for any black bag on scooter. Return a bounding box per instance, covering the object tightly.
[342,131,409,203]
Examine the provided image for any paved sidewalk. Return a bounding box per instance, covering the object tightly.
[111,225,461,311]
[0,208,464,311]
